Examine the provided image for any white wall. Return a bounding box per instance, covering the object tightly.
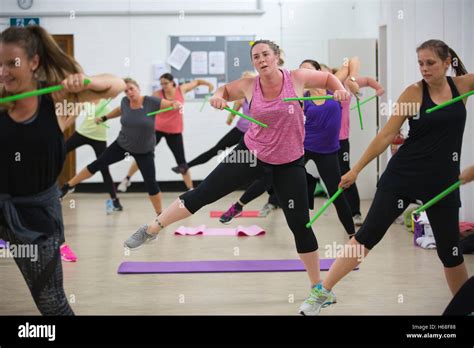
[379,0,474,220]
[0,0,381,186]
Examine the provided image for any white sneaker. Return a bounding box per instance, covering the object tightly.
[117,178,131,193]
[353,214,363,227]
[299,283,337,316]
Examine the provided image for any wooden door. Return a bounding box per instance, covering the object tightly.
[53,35,76,186]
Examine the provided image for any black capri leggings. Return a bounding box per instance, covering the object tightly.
[179,141,317,253]
[338,139,361,216]
[156,131,188,174]
[187,127,244,169]
[87,141,160,196]
[443,277,474,315]
[240,175,271,205]
[355,189,464,268]
[65,132,117,199]
[304,150,355,236]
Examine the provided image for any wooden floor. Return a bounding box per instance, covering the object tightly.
[1,191,473,315]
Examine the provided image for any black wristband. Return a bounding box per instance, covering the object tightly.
[101,116,107,122]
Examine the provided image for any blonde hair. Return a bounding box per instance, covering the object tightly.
[123,77,140,89]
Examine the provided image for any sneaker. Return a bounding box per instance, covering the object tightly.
[219,203,242,224]
[124,224,157,250]
[259,203,277,217]
[60,244,77,262]
[117,178,131,193]
[106,199,114,215]
[112,198,123,211]
[353,214,363,227]
[314,182,327,197]
[299,283,337,316]
[171,166,180,174]
[60,184,75,199]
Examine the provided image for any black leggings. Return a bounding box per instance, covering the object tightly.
[338,139,361,216]
[65,132,117,199]
[180,141,317,253]
[304,150,355,236]
[87,141,160,196]
[240,175,271,205]
[0,220,74,315]
[443,277,474,315]
[187,127,244,169]
[355,189,464,268]
[239,176,281,207]
[156,131,188,174]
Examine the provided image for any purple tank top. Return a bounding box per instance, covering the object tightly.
[236,99,250,133]
[244,69,305,164]
[303,91,342,154]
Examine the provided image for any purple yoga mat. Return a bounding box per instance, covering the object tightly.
[0,239,6,249]
[117,259,358,274]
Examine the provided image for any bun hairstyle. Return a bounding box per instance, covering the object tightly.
[160,73,177,87]
[417,39,467,76]
[250,39,285,66]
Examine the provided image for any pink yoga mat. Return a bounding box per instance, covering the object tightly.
[210,211,260,218]
[175,225,265,236]
[117,259,359,274]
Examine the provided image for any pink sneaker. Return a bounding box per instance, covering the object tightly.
[60,244,77,262]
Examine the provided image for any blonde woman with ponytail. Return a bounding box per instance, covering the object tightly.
[0,25,125,315]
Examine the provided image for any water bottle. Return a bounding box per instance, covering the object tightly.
[106,199,114,215]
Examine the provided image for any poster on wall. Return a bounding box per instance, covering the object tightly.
[167,43,191,70]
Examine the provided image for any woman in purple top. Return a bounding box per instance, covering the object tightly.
[183,71,255,170]
[300,59,355,237]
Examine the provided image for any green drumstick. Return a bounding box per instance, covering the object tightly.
[0,79,92,104]
[306,188,345,228]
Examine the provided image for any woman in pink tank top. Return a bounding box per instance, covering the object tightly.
[124,39,350,316]
[117,73,214,192]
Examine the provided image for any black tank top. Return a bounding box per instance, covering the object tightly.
[0,94,66,196]
[377,76,466,207]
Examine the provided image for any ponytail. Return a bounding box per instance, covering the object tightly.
[0,25,83,105]
[417,39,467,76]
[448,47,467,76]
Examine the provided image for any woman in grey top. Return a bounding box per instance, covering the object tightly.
[61,78,181,215]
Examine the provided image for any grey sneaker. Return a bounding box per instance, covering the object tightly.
[259,203,277,217]
[124,224,157,250]
[353,214,363,227]
[299,283,337,315]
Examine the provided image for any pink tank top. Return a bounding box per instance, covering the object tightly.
[339,95,351,140]
[244,69,305,164]
[155,86,184,134]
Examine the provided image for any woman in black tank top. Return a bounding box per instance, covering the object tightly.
[0,26,125,315]
[303,39,474,315]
